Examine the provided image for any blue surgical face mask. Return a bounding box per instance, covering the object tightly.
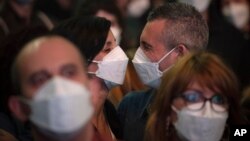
[132,47,176,88]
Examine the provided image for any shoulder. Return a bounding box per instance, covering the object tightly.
[120,88,154,104]
[117,88,155,114]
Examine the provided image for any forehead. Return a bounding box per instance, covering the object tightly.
[18,37,83,75]
[141,19,166,39]
[186,80,221,97]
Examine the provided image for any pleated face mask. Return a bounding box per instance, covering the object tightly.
[172,102,228,141]
[20,77,93,140]
[132,47,176,88]
[89,46,129,89]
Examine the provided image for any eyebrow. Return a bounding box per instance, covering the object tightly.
[141,40,152,48]
[28,70,50,82]
[60,63,78,71]
[184,88,203,94]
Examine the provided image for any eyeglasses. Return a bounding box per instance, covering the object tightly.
[180,90,229,112]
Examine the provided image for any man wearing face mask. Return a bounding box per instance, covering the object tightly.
[117,3,209,141]
[7,35,100,141]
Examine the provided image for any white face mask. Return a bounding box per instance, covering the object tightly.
[132,47,175,88]
[179,0,212,12]
[111,27,122,45]
[222,3,249,29]
[89,46,128,90]
[172,102,228,141]
[21,77,93,140]
[127,0,150,17]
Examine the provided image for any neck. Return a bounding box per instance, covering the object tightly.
[92,110,106,128]
[10,0,32,24]
[92,110,114,141]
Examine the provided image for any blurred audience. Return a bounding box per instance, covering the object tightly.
[76,0,124,48]
[0,0,51,40]
[179,0,250,90]
[0,129,19,141]
[221,0,250,39]
[34,0,77,28]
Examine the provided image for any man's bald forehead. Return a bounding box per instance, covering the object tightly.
[12,35,86,94]
[16,35,83,63]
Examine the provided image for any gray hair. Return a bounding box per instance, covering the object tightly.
[147,2,209,51]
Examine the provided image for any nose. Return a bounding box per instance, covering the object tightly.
[202,101,214,118]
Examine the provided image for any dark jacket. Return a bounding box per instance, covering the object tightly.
[104,100,123,140]
[117,88,155,141]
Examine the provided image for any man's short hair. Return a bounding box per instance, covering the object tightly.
[147,2,209,51]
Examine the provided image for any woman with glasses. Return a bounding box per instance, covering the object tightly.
[145,51,246,141]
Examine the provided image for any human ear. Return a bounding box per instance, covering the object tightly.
[176,44,189,57]
[8,96,30,122]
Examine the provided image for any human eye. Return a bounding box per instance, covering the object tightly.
[211,94,226,105]
[28,71,50,88]
[103,47,112,53]
[140,41,152,52]
[61,64,78,78]
[102,41,115,54]
[182,91,202,103]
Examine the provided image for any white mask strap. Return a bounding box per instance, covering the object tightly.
[87,72,96,75]
[91,60,100,63]
[171,105,179,113]
[88,60,99,74]
[157,47,176,64]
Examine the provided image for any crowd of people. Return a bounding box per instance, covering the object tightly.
[0,0,249,141]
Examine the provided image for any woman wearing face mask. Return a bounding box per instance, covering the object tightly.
[52,16,128,141]
[145,52,247,141]
[76,0,147,107]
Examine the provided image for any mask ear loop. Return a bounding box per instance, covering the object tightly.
[87,60,100,74]
[157,47,176,64]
